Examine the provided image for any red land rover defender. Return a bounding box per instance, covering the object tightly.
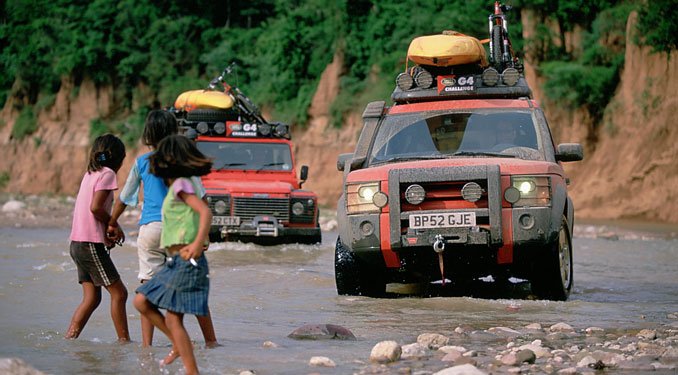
[335,14,583,300]
[174,66,321,245]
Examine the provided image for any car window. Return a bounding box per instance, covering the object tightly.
[369,111,543,164]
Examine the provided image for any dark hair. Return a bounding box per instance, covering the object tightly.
[88,134,126,173]
[142,110,178,148]
[149,134,212,180]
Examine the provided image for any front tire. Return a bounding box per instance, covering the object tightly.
[334,238,385,297]
[531,216,573,301]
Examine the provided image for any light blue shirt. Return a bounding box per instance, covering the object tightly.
[119,152,206,225]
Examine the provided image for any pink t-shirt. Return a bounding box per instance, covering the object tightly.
[69,167,118,243]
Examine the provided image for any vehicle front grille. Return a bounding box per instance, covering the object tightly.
[233,197,290,223]
[388,165,502,246]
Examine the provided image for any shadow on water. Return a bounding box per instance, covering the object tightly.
[383,278,534,300]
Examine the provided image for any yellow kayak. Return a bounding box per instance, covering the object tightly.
[174,90,234,111]
[408,32,488,67]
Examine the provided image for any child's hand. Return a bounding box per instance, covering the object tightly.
[106,225,125,246]
[179,241,204,263]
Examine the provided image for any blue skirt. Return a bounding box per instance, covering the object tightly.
[136,254,210,316]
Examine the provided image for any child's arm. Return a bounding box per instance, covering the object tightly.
[91,189,116,247]
[178,191,213,261]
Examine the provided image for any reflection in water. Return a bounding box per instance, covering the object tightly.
[0,226,676,374]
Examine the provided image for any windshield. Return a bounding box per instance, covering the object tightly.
[369,111,543,164]
[197,141,293,171]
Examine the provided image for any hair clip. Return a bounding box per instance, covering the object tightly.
[96,153,107,162]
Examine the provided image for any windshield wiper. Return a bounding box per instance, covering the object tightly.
[255,162,285,172]
[371,154,448,165]
[451,151,516,158]
[215,162,246,171]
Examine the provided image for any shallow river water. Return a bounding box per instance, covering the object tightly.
[0,222,676,374]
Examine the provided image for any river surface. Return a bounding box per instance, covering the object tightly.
[0,222,677,374]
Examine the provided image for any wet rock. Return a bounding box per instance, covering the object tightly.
[577,355,597,367]
[524,323,542,331]
[2,200,25,212]
[0,358,46,375]
[432,363,486,375]
[556,367,577,374]
[239,371,256,375]
[370,340,402,363]
[500,349,535,366]
[636,329,657,340]
[287,323,356,340]
[417,333,450,349]
[584,326,604,334]
[309,356,336,367]
[488,327,521,337]
[401,343,429,359]
[549,323,574,332]
[439,345,467,354]
[517,341,550,358]
[441,350,463,362]
[262,340,278,348]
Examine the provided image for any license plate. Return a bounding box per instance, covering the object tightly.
[212,216,240,226]
[409,212,476,229]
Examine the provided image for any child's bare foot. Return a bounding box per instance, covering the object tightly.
[205,341,221,349]
[64,325,80,339]
[159,349,180,366]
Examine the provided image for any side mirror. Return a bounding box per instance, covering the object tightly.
[555,143,584,162]
[299,165,309,188]
[337,153,352,172]
[337,153,366,172]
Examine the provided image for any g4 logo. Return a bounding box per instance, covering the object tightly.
[457,76,474,86]
[243,123,258,132]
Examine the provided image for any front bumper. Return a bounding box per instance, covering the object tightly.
[212,215,320,239]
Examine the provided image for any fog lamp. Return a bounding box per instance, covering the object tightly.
[292,202,304,216]
[461,182,483,202]
[405,184,425,205]
[396,72,414,90]
[482,68,499,86]
[360,221,375,236]
[274,123,288,137]
[196,122,209,134]
[502,68,520,86]
[258,123,271,136]
[414,69,434,88]
[373,191,388,208]
[213,122,226,134]
[214,200,228,214]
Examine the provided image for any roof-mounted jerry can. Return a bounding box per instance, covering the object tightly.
[174,90,234,112]
[407,31,489,68]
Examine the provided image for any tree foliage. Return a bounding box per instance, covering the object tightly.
[0,0,675,136]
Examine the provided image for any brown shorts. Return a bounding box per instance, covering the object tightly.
[70,241,121,287]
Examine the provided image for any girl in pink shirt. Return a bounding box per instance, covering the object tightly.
[65,134,129,341]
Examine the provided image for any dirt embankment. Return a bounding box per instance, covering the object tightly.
[0,12,676,224]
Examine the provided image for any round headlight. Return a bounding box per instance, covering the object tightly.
[292,202,305,216]
[414,69,434,88]
[482,68,499,86]
[230,123,242,132]
[405,184,425,205]
[258,123,271,136]
[214,200,228,214]
[461,182,483,202]
[517,180,535,194]
[213,122,226,134]
[358,186,376,200]
[372,191,388,208]
[396,72,414,91]
[196,122,209,134]
[502,68,520,86]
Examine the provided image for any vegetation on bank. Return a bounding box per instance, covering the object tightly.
[1,0,676,142]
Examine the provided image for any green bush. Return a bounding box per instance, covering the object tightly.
[11,106,38,140]
[0,171,9,189]
[636,0,678,53]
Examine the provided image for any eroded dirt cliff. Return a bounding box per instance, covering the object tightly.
[1,13,676,223]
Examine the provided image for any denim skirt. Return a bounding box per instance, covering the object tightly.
[136,254,209,316]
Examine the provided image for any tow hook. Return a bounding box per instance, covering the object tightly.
[433,234,446,285]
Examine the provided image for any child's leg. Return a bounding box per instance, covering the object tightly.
[65,282,102,339]
[105,279,130,341]
[133,293,172,338]
[137,222,166,347]
[166,311,198,375]
[196,308,219,348]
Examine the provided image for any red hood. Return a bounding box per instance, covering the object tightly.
[202,171,297,195]
[346,157,564,182]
